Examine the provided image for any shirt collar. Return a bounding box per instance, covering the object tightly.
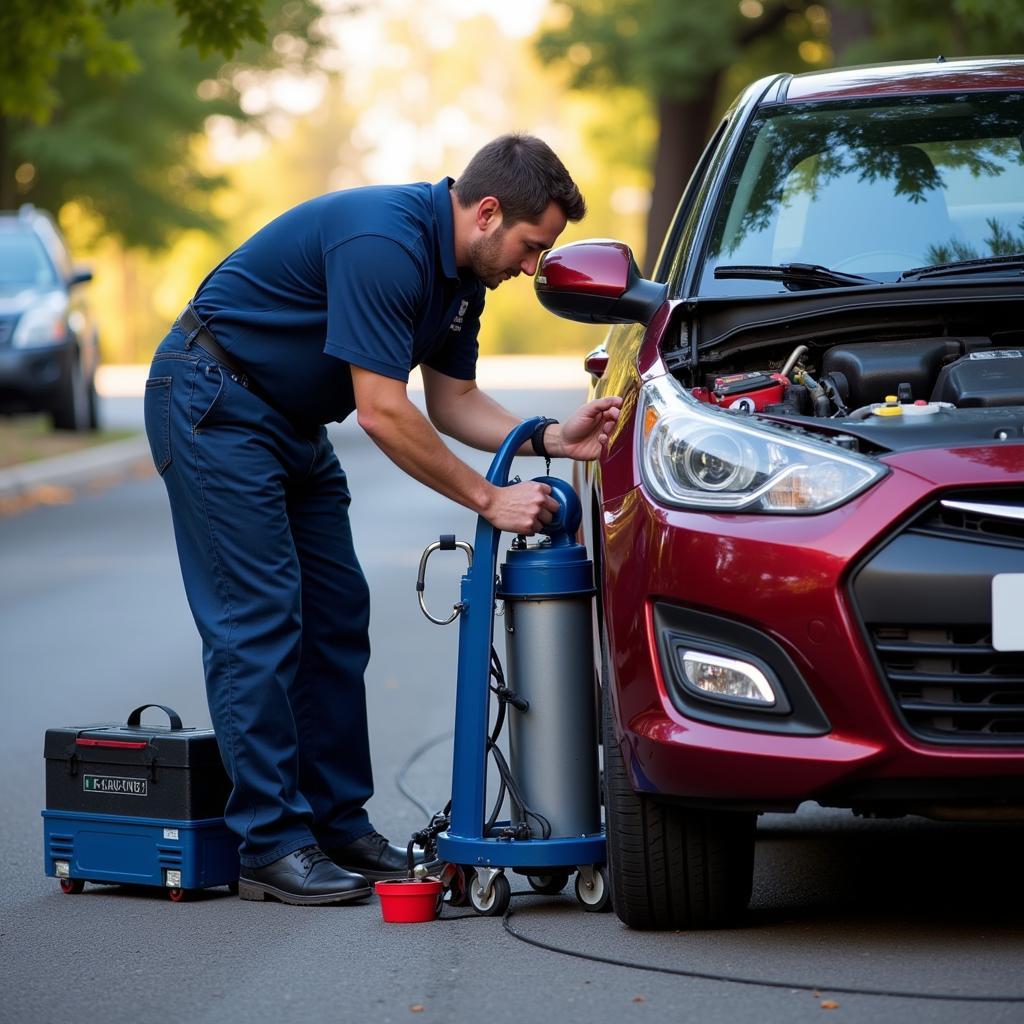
[431,177,459,281]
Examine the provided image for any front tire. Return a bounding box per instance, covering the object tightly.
[602,689,755,929]
[51,355,92,432]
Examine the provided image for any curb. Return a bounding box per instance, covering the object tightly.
[0,435,152,501]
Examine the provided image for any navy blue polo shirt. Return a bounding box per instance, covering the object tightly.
[189,178,484,426]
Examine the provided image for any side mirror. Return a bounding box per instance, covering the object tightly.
[535,240,667,326]
[69,266,93,287]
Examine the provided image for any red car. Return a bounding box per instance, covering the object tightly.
[536,56,1024,930]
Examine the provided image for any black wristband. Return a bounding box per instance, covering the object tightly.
[530,418,558,459]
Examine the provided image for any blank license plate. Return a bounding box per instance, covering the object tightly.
[992,574,1024,652]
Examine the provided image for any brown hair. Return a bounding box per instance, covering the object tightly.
[454,133,586,225]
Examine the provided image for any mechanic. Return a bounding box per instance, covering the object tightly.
[144,133,621,906]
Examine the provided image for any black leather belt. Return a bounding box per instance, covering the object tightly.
[174,303,275,411]
[173,302,317,437]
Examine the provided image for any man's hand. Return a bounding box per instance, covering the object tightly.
[547,396,623,461]
[483,480,559,534]
[353,366,558,535]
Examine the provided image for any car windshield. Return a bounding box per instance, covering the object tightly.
[699,92,1024,295]
[0,228,59,293]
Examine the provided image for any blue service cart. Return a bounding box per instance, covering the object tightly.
[417,418,608,915]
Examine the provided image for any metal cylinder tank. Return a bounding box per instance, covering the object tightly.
[499,529,601,839]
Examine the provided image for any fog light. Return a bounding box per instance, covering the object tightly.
[55,860,70,878]
[680,650,776,706]
[165,869,182,888]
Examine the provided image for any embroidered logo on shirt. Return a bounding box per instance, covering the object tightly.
[449,299,470,333]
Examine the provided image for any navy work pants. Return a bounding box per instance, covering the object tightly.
[144,330,374,867]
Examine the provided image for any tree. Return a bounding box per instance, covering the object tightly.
[0,0,268,124]
[536,0,819,271]
[829,0,1024,65]
[538,0,1024,272]
[3,0,328,245]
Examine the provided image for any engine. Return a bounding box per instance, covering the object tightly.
[691,336,1024,421]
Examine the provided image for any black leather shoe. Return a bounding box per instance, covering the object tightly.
[326,830,432,881]
[238,845,372,905]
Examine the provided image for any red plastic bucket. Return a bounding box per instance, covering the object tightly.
[376,878,443,923]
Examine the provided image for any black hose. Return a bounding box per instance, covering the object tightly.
[394,729,454,818]
[501,906,1024,1004]
[399,643,543,840]
[395,730,1024,1004]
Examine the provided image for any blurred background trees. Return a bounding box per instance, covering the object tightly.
[4,0,1024,361]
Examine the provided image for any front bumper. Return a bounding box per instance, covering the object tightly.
[602,444,1024,811]
[0,341,75,410]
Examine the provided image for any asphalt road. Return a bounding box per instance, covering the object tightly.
[3,389,1024,1024]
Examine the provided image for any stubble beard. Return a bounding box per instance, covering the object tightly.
[469,228,515,290]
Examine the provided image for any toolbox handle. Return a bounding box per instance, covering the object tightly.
[126,704,184,730]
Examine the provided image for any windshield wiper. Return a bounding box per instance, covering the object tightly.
[714,262,878,290]
[899,252,1024,281]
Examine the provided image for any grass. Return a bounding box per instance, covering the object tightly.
[0,415,137,470]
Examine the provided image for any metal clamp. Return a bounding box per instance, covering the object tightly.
[416,535,473,625]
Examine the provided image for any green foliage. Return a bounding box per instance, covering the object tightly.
[537,0,813,102]
[7,0,327,248]
[0,1,133,122]
[12,4,230,247]
[172,0,266,58]
[828,0,1024,64]
[0,0,273,123]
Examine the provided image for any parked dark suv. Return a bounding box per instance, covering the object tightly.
[536,56,1024,930]
[0,205,99,430]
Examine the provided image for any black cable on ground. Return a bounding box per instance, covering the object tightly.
[394,728,453,818]
[500,904,1024,1004]
[395,728,1024,1005]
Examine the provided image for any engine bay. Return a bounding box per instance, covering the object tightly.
[683,331,1024,452]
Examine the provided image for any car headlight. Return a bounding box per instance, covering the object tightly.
[12,292,68,348]
[638,375,886,513]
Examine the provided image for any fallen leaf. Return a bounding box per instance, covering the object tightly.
[632,996,645,1004]
[410,1006,425,1014]
[821,1000,839,1010]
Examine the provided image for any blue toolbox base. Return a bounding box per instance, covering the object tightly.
[43,809,239,895]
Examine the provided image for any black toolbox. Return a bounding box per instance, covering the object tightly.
[42,704,239,899]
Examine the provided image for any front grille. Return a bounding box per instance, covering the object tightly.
[852,487,1024,747]
[872,625,1024,744]
[912,489,1024,549]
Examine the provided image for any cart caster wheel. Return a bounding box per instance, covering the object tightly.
[167,887,188,903]
[469,871,511,916]
[59,878,84,895]
[575,865,611,913]
[527,871,570,896]
[445,866,470,908]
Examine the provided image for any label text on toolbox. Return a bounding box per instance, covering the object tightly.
[83,774,148,797]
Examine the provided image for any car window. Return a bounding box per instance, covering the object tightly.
[699,92,1024,294]
[0,229,60,292]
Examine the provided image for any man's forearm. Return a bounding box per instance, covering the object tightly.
[357,394,497,514]
[428,383,552,456]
